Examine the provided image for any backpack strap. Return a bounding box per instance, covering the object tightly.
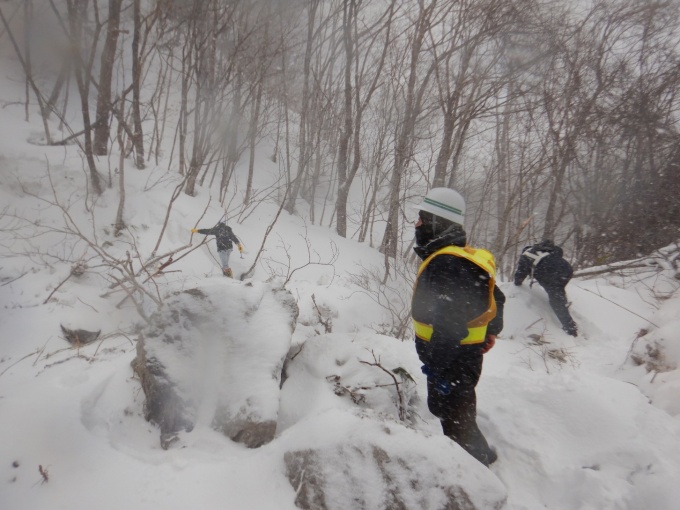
[523,249,551,266]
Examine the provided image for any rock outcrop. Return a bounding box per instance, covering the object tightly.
[282,408,507,510]
[131,281,298,449]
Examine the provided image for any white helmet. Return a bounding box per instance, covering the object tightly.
[415,187,465,225]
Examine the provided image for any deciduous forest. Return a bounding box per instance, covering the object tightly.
[3,0,680,277]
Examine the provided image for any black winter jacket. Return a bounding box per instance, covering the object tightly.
[514,242,573,288]
[196,224,241,252]
[412,228,505,375]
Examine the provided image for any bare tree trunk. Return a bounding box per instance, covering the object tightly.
[23,0,32,122]
[488,61,515,258]
[432,106,455,188]
[131,0,145,169]
[93,0,122,156]
[178,44,190,175]
[279,27,292,204]
[220,71,242,202]
[285,0,319,214]
[335,0,354,236]
[46,58,71,120]
[0,4,53,143]
[381,1,439,259]
[244,80,263,205]
[65,0,103,195]
[114,95,126,235]
[337,0,395,238]
[183,10,213,196]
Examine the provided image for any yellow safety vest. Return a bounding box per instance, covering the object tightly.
[412,245,497,345]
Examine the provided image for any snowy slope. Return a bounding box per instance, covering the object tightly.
[1,48,680,510]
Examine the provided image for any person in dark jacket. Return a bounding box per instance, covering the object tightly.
[191,221,243,277]
[514,239,577,336]
[411,187,505,467]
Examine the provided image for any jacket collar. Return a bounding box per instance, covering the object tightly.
[414,225,467,260]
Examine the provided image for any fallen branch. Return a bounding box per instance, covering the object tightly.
[1,271,28,287]
[240,185,289,281]
[38,465,49,484]
[359,349,406,421]
[0,348,42,378]
[43,272,73,304]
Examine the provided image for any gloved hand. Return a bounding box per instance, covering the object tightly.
[421,365,451,395]
[191,228,198,233]
[421,364,433,378]
[238,243,243,253]
[481,334,496,354]
[514,280,522,286]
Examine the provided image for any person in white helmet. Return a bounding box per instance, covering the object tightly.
[411,187,505,467]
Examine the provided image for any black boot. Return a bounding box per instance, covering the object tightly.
[563,325,578,336]
[473,446,498,466]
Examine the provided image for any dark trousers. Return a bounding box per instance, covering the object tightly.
[542,283,576,332]
[426,350,495,465]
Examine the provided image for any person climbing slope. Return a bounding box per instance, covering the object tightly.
[514,239,578,336]
[191,221,243,278]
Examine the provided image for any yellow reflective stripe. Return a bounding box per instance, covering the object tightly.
[460,325,487,345]
[413,320,487,345]
[413,320,432,340]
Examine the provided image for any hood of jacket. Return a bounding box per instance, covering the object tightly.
[414,224,467,260]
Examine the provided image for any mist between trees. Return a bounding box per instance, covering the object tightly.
[3,0,680,279]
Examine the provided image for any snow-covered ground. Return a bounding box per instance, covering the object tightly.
[1,51,680,510]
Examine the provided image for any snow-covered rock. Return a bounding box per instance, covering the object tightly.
[282,408,507,510]
[132,280,298,448]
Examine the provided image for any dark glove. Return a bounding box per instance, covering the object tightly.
[514,280,522,286]
[421,365,451,395]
